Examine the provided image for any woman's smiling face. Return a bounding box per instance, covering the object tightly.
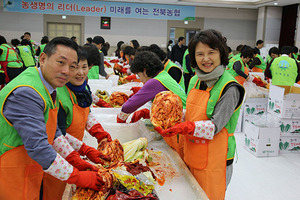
[69,59,89,86]
[195,42,221,73]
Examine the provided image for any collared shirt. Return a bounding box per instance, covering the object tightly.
[3,68,60,169]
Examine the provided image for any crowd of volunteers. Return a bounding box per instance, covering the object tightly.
[0,29,300,200]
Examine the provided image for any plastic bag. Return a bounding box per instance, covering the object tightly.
[251,113,281,128]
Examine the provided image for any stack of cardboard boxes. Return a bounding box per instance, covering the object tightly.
[243,83,300,157]
[267,84,300,153]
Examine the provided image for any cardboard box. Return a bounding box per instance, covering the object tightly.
[279,119,300,136]
[244,122,280,157]
[243,98,268,118]
[242,98,268,132]
[267,84,300,119]
[279,136,300,153]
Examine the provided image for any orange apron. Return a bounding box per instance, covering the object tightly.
[0,106,57,200]
[184,82,228,200]
[65,87,90,140]
[235,65,249,85]
[43,87,89,199]
[252,67,263,72]
[163,135,185,159]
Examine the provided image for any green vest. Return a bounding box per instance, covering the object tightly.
[265,55,272,65]
[270,56,298,86]
[0,44,23,68]
[17,45,36,67]
[254,54,266,71]
[38,43,47,63]
[0,67,57,155]
[154,70,187,108]
[293,53,298,60]
[165,60,186,91]
[30,39,36,55]
[227,53,241,70]
[227,57,245,78]
[182,49,195,74]
[187,70,245,160]
[57,85,79,129]
[87,50,102,79]
[0,63,3,73]
[87,65,100,79]
[229,53,240,64]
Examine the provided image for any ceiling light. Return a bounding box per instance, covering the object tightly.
[62,15,67,19]
[184,21,188,24]
[274,2,278,5]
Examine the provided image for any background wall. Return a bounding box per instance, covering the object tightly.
[196,7,258,50]
[0,4,299,54]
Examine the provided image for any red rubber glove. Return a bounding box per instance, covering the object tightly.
[113,63,123,71]
[89,123,112,143]
[104,61,111,68]
[119,68,128,74]
[154,121,195,137]
[110,59,119,63]
[252,77,266,87]
[96,98,112,108]
[65,151,98,171]
[130,109,150,123]
[78,143,111,164]
[129,86,141,98]
[66,168,103,191]
[130,87,141,94]
[126,75,137,81]
[117,115,127,123]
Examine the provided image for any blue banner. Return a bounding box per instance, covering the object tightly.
[3,0,195,20]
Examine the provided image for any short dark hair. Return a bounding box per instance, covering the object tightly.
[41,36,49,44]
[83,44,101,67]
[281,46,293,55]
[148,44,167,62]
[93,36,105,45]
[86,37,93,44]
[77,46,88,62]
[240,45,254,58]
[236,44,244,52]
[71,36,77,40]
[43,37,78,58]
[24,32,31,36]
[11,39,20,47]
[178,37,185,42]
[268,47,280,56]
[0,35,7,45]
[130,51,164,78]
[292,46,298,54]
[123,46,136,56]
[130,39,140,49]
[117,41,124,50]
[256,40,264,45]
[21,39,31,46]
[188,29,229,68]
[227,46,232,53]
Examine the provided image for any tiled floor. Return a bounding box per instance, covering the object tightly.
[225,132,300,200]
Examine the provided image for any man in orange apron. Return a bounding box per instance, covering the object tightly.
[48,45,113,199]
[155,29,245,200]
[0,37,108,200]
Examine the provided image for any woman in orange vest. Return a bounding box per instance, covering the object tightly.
[155,29,245,200]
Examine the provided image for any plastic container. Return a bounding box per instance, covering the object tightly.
[88,79,113,95]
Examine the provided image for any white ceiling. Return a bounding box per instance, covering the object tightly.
[104,0,300,9]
